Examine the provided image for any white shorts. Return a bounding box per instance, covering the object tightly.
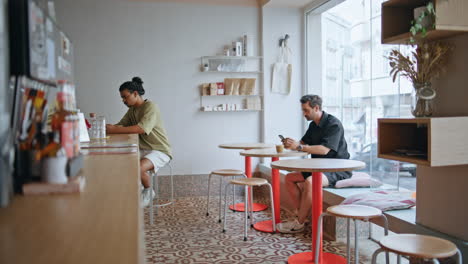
[140,149,171,171]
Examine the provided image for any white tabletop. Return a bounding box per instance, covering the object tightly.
[271,158,365,173]
[240,148,309,158]
[219,143,274,150]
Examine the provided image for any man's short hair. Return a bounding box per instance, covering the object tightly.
[300,95,322,110]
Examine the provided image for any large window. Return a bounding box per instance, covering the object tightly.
[306,0,416,190]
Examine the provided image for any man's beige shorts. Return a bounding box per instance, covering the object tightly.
[140,149,170,171]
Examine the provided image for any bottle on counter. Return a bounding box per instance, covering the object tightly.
[96,116,106,139]
[50,91,72,132]
[88,113,96,139]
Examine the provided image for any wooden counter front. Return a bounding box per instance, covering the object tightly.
[0,134,144,264]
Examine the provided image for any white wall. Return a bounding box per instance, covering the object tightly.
[55,0,262,175]
[262,6,304,145]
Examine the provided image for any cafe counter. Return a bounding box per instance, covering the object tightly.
[0,134,144,264]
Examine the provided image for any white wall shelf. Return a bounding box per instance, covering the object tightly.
[200,56,262,73]
[203,71,263,74]
[201,95,261,97]
[201,56,263,60]
[200,109,262,112]
[200,94,262,112]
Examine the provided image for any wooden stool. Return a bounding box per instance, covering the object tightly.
[315,204,389,264]
[205,169,246,223]
[149,162,173,225]
[371,234,463,264]
[222,178,275,241]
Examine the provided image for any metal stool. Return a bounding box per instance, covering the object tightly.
[222,177,275,241]
[206,169,246,223]
[372,234,463,264]
[149,162,173,225]
[315,204,389,264]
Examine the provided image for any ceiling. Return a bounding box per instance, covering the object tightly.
[264,0,316,8]
[129,0,316,8]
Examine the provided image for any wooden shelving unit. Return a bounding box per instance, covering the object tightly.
[381,0,468,44]
[378,117,468,166]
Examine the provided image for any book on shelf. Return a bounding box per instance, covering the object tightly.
[393,149,427,157]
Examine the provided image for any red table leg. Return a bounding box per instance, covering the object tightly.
[254,157,280,233]
[288,172,347,264]
[230,155,268,212]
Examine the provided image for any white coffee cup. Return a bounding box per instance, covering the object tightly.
[41,156,68,184]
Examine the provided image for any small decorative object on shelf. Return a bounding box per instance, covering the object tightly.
[245,96,262,110]
[200,78,256,96]
[201,104,245,112]
[216,82,224,95]
[387,41,454,117]
[199,85,262,113]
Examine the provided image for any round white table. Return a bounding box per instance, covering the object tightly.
[219,143,274,212]
[240,148,308,233]
[271,159,365,264]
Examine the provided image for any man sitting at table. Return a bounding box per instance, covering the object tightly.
[277,94,351,233]
[106,77,172,207]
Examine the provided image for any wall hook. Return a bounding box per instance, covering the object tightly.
[279,34,290,47]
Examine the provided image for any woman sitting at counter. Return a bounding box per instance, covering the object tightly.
[106,77,172,207]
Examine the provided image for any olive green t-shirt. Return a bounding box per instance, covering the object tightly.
[116,100,172,159]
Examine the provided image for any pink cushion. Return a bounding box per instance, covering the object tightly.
[335,172,382,188]
[341,191,416,211]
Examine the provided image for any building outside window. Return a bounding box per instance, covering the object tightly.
[306,0,416,190]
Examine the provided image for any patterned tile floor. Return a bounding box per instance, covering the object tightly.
[145,174,414,264]
[143,195,372,264]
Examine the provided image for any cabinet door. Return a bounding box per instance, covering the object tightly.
[436,0,468,31]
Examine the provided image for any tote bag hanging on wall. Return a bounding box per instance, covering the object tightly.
[271,43,292,95]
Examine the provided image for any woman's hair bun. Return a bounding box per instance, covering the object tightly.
[132,77,143,85]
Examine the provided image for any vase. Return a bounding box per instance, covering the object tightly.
[411,82,435,117]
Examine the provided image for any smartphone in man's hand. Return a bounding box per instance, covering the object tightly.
[278,135,285,141]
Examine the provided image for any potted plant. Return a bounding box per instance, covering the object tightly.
[410,2,436,43]
[388,41,454,117]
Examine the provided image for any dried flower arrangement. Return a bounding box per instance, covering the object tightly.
[388,40,454,117]
[388,41,454,85]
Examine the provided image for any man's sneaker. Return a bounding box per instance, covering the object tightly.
[276,219,305,234]
[141,188,156,207]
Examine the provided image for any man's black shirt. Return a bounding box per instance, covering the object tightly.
[301,111,351,186]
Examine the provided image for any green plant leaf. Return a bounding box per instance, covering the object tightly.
[427,2,435,14]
